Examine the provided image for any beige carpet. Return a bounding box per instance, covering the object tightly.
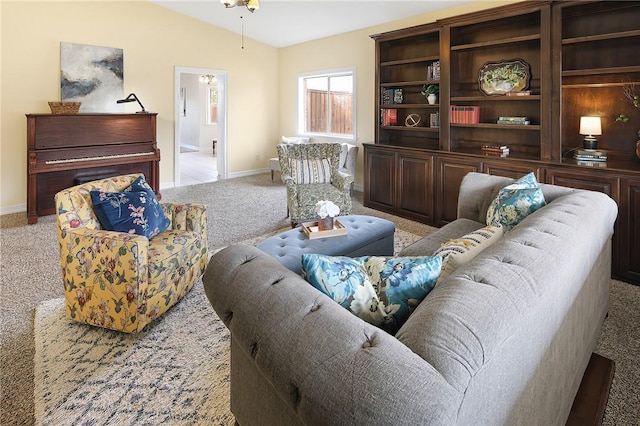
[2,173,639,425]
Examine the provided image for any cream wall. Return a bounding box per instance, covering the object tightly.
[1,0,519,214]
[278,1,518,190]
[0,0,279,213]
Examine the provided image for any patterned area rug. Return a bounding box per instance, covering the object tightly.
[33,229,422,425]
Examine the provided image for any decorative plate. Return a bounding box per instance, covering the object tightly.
[405,113,421,127]
[478,58,531,96]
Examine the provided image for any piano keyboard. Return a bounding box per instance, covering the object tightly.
[45,151,155,165]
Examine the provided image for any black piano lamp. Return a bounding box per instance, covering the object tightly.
[116,93,146,113]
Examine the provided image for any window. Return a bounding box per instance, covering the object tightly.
[206,86,218,125]
[298,68,355,138]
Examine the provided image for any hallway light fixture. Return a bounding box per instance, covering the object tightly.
[199,74,216,85]
[221,0,259,13]
[116,93,147,113]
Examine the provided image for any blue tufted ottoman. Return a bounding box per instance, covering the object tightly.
[256,215,395,274]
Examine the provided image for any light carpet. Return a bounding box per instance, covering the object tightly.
[33,229,422,425]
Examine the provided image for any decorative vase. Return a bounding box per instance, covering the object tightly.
[636,140,640,159]
[318,215,334,231]
[427,94,437,105]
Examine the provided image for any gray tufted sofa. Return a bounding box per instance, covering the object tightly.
[203,172,618,425]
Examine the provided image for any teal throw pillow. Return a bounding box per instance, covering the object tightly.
[486,172,546,231]
[301,254,389,325]
[301,254,442,332]
[90,175,170,239]
[361,256,442,330]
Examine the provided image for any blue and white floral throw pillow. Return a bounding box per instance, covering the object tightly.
[90,175,170,239]
[301,254,442,332]
[486,172,546,231]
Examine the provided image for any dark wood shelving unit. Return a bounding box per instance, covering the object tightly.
[366,0,640,285]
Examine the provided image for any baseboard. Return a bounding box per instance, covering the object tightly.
[566,352,615,426]
[228,168,269,179]
[0,204,26,215]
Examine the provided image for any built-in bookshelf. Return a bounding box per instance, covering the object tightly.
[366,0,640,285]
[374,23,441,150]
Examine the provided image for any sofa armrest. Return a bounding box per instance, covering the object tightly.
[59,227,149,332]
[203,244,461,424]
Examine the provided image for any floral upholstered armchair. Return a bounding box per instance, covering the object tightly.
[54,174,208,333]
[277,142,353,224]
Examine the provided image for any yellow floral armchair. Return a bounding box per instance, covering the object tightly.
[54,174,208,333]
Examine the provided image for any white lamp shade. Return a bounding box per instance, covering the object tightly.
[579,116,602,136]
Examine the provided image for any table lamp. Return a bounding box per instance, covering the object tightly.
[579,116,601,150]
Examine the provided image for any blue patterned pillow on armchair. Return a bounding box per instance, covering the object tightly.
[90,176,169,239]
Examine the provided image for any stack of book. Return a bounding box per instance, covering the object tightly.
[482,145,510,157]
[450,106,480,124]
[429,112,440,128]
[426,61,440,80]
[381,109,397,126]
[381,88,404,105]
[573,149,607,162]
[497,116,530,125]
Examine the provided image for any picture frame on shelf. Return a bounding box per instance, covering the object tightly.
[478,58,531,96]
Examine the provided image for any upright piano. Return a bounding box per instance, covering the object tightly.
[26,113,160,224]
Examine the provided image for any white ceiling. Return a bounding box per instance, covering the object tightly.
[150,0,472,48]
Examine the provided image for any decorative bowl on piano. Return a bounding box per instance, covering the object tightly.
[48,102,81,115]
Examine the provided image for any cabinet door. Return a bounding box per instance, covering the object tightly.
[483,161,543,181]
[620,178,640,285]
[546,168,621,279]
[546,169,619,199]
[364,148,396,213]
[436,157,482,226]
[397,153,435,223]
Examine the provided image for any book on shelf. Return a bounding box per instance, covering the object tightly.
[450,106,480,124]
[573,149,607,162]
[482,144,510,155]
[429,112,440,128]
[381,89,392,105]
[576,160,607,167]
[381,88,404,105]
[483,151,510,157]
[426,60,440,81]
[497,116,530,125]
[505,91,531,97]
[497,120,530,125]
[393,88,403,104]
[381,108,398,126]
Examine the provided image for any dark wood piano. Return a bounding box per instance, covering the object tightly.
[26,113,160,224]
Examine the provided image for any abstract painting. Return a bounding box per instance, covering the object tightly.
[60,42,123,112]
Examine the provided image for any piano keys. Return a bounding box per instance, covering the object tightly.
[26,113,160,224]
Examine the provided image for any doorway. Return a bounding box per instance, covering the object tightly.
[174,66,228,186]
